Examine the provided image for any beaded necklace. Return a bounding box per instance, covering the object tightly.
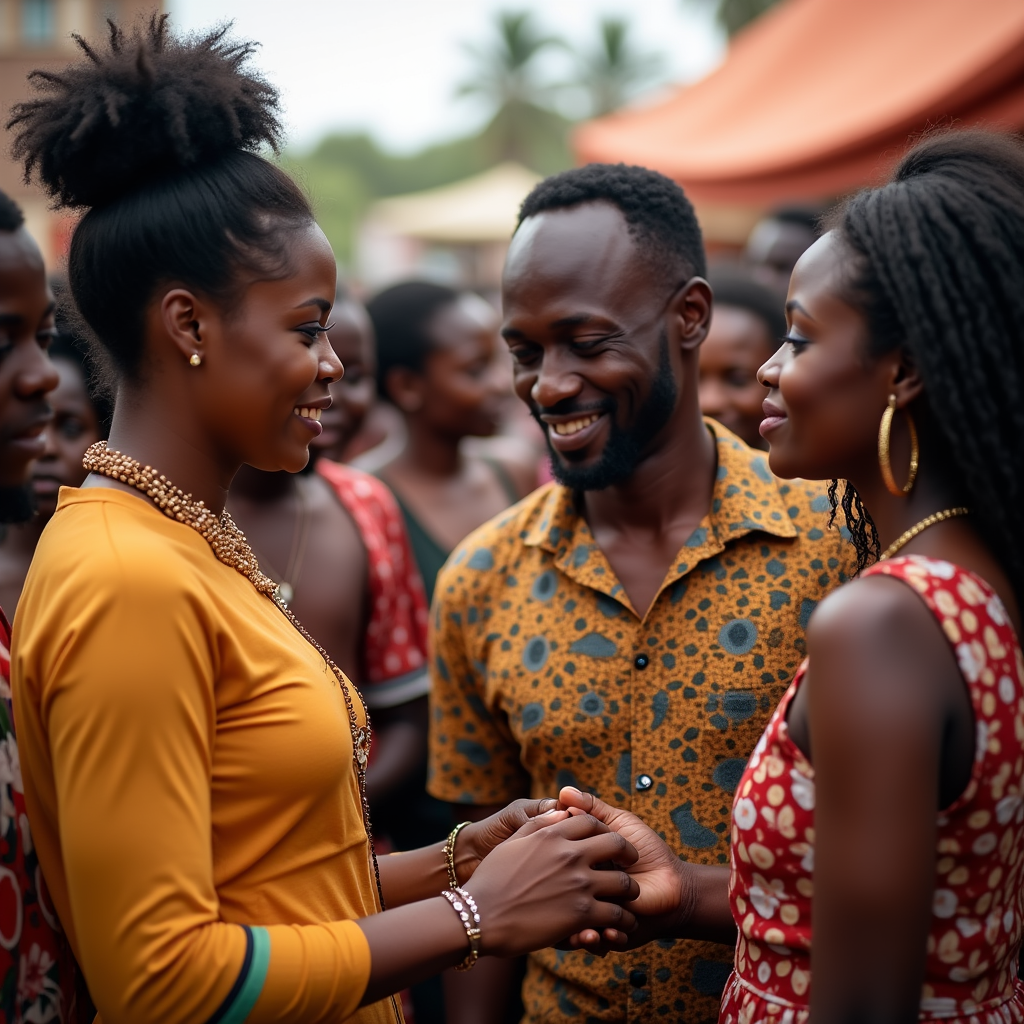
[82,441,385,905]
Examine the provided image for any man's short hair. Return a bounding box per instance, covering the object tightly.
[516,163,706,284]
[0,190,24,233]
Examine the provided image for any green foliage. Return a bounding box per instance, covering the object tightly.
[286,7,669,267]
[457,10,565,111]
[697,0,783,37]
[572,17,666,117]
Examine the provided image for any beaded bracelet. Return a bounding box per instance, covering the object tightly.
[441,887,481,971]
[444,821,472,890]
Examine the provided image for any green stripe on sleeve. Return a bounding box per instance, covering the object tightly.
[220,926,270,1024]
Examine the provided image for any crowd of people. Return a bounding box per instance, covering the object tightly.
[0,14,1021,1024]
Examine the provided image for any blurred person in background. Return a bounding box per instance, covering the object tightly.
[697,266,786,450]
[0,190,81,1022]
[744,205,820,294]
[0,319,111,613]
[366,282,535,600]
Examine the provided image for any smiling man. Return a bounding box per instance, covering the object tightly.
[427,165,856,1024]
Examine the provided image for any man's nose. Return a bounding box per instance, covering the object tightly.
[530,356,583,410]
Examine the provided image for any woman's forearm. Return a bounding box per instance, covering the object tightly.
[357,898,472,1005]
[377,819,493,908]
[376,842,449,907]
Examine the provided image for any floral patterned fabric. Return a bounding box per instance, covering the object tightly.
[0,613,73,1023]
[723,555,1024,1024]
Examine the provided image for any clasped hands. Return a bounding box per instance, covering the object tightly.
[461,786,690,958]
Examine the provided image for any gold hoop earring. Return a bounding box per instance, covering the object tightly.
[878,393,919,496]
[189,353,202,367]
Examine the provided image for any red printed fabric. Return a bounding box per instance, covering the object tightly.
[317,460,430,709]
[0,613,74,1023]
[722,555,1024,1024]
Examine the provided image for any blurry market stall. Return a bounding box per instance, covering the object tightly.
[359,162,540,292]
[574,0,1024,247]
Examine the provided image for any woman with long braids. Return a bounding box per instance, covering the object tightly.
[556,128,1024,1023]
[7,19,640,1024]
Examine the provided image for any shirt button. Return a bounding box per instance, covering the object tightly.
[629,969,648,988]
[635,774,653,791]
[634,654,649,669]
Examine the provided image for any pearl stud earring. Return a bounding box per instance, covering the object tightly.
[189,353,202,367]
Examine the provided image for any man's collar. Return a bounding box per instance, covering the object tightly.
[524,418,796,558]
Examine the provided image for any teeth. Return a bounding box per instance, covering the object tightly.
[551,414,599,437]
[294,407,322,421]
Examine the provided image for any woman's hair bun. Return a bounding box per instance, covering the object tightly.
[8,14,284,209]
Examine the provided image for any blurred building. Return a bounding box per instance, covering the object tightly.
[0,0,163,267]
[359,162,540,293]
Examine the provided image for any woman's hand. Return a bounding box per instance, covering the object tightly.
[454,797,559,882]
[467,811,641,958]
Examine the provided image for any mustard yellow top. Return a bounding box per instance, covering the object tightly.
[12,487,398,1024]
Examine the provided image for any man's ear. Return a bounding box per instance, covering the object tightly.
[160,287,206,363]
[670,277,713,353]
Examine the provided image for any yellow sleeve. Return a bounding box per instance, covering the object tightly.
[426,551,531,806]
[28,545,370,1024]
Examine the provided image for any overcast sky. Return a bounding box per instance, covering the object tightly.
[165,0,724,153]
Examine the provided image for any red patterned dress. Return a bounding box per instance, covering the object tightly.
[722,556,1024,1024]
[0,612,76,1023]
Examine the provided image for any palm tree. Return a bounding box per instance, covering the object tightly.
[694,0,783,37]
[456,10,567,165]
[457,10,564,111]
[574,17,666,117]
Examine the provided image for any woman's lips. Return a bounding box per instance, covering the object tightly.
[294,405,324,437]
[759,399,787,438]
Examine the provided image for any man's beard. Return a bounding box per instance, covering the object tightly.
[533,331,678,492]
[0,483,36,524]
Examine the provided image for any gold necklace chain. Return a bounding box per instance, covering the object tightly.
[879,506,970,561]
[245,476,312,606]
[82,442,386,907]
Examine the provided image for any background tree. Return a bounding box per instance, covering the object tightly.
[456,9,569,166]
[573,17,666,117]
[693,0,783,37]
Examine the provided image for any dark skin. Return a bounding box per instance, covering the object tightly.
[377,294,534,553]
[445,202,717,1023]
[697,303,777,450]
[562,230,1023,1024]
[82,220,642,1003]
[0,356,102,613]
[501,201,715,618]
[228,298,425,805]
[0,227,58,491]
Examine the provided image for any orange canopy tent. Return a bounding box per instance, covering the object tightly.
[574,0,1024,206]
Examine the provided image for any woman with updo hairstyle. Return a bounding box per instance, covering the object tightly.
[555,129,1024,1023]
[7,18,642,1024]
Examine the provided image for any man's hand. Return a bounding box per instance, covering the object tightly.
[558,787,686,917]
[556,786,691,952]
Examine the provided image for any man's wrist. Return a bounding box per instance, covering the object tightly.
[668,858,697,938]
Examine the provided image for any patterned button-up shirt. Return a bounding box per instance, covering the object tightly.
[427,421,857,1023]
